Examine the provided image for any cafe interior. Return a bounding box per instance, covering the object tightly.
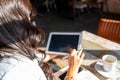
[31,0,120,80]
[32,0,120,37]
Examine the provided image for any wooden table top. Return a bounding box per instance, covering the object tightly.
[82,30,120,57]
[50,31,120,80]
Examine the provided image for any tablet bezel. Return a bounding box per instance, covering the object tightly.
[45,32,82,55]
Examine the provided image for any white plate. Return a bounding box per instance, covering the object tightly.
[76,69,100,80]
[94,61,120,78]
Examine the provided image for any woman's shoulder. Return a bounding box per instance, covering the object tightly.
[0,52,35,69]
[0,52,47,80]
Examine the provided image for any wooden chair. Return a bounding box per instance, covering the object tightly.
[69,0,89,19]
[97,18,120,43]
[88,0,103,9]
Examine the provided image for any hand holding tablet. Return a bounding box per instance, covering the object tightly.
[45,32,82,55]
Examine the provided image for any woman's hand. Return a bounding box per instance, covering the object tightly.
[37,48,59,62]
[65,48,85,79]
[43,54,58,62]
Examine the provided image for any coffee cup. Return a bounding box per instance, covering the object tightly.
[102,55,117,72]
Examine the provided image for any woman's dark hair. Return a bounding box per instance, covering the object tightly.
[0,0,53,80]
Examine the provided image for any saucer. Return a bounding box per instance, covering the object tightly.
[94,61,120,78]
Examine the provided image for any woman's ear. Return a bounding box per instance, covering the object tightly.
[28,15,31,21]
[28,10,33,21]
[28,10,36,21]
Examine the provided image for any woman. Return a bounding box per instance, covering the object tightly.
[0,0,85,80]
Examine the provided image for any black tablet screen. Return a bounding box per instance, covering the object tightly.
[48,34,79,53]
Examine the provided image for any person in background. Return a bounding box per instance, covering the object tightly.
[0,0,85,80]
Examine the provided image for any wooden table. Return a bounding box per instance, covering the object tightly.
[50,31,120,80]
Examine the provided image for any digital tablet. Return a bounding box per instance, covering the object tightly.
[45,32,82,55]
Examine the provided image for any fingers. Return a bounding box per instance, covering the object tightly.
[68,48,85,75]
[77,48,83,57]
[70,49,76,56]
[70,48,84,58]
[80,52,85,60]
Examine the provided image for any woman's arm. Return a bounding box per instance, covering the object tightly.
[64,49,85,80]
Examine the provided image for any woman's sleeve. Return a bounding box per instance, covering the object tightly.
[2,60,47,80]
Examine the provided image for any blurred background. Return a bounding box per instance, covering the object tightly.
[30,0,120,45]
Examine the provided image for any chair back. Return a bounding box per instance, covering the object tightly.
[98,18,120,43]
